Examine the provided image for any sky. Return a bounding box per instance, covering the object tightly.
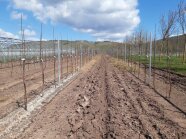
[0,0,183,41]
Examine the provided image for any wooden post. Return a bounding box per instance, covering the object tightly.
[22,58,27,110]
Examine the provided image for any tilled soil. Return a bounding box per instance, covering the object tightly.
[0,56,78,119]
[16,56,186,139]
[126,62,186,113]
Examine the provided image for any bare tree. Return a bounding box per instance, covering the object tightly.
[160,11,177,42]
[153,25,157,88]
[145,32,148,83]
[53,28,56,88]
[22,30,27,110]
[19,15,27,110]
[40,23,45,90]
[60,39,63,81]
[159,10,177,98]
[177,0,186,62]
[136,30,144,78]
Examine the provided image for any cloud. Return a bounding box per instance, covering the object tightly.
[12,0,140,41]
[19,29,36,37]
[0,27,37,40]
[18,28,37,40]
[0,28,18,38]
[11,11,27,20]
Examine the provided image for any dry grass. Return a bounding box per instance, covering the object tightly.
[81,55,101,72]
[110,58,139,73]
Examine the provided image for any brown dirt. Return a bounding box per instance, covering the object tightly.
[0,56,80,119]
[12,55,186,139]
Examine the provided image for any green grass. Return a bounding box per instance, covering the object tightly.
[126,55,186,75]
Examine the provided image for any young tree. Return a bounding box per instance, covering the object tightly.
[177,0,186,63]
[40,23,45,90]
[60,39,63,81]
[153,25,157,88]
[53,28,56,88]
[22,30,27,110]
[159,10,177,98]
[136,30,144,78]
[144,33,148,83]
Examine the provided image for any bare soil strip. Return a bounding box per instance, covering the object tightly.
[0,58,77,119]
[3,56,185,139]
[0,72,79,139]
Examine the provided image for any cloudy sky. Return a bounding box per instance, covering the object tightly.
[0,0,181,41]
